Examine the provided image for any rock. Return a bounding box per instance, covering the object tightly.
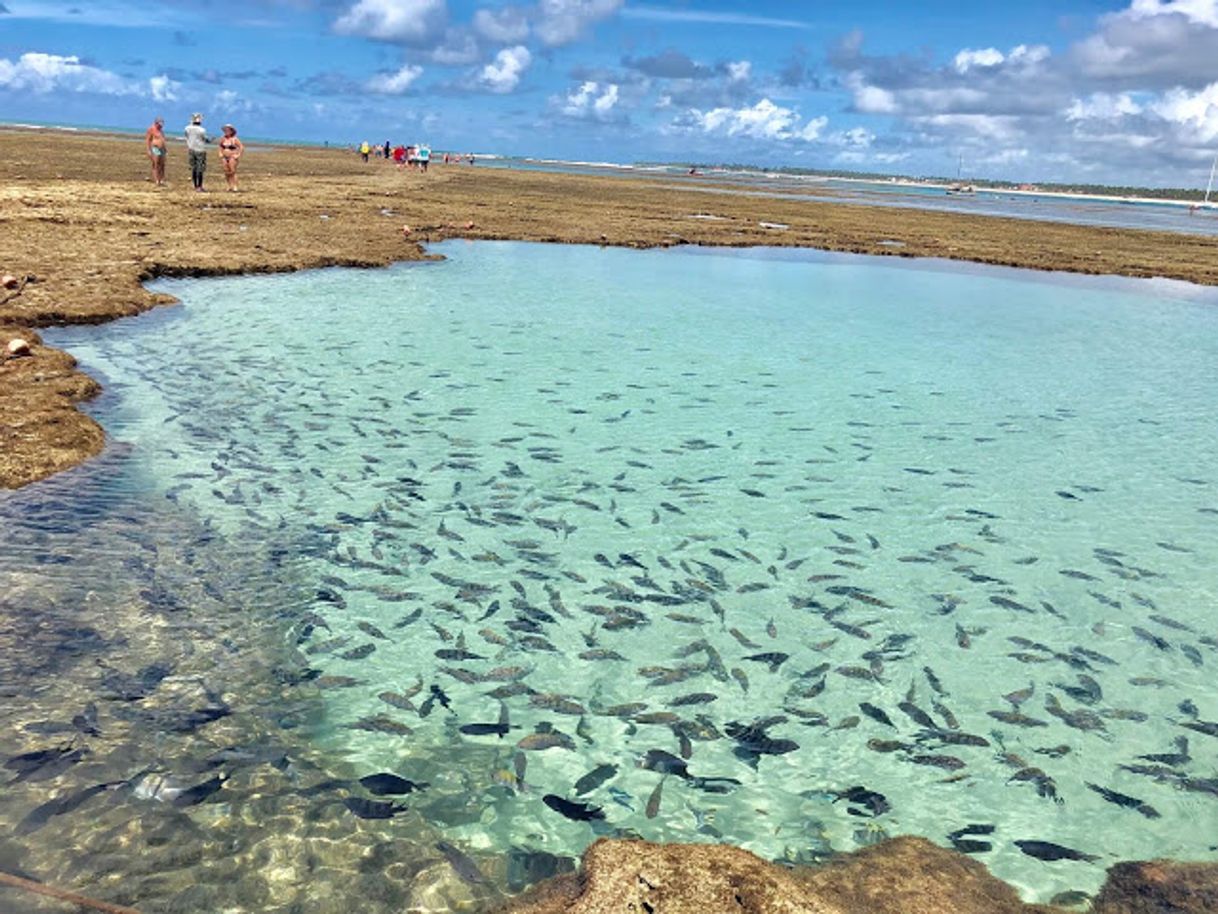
[797,836,1055,914]
[1092,859,1218,914]
[495,837,1060,914]
[496,838,844,914]
[1,273,19,290]
[6,338,31,357]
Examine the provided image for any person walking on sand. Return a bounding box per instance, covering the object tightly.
[145,116,167,186]
[218,124,244,192]
[184,113,211,192]
[360,140,370,162]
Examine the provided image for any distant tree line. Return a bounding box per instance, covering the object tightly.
[651,162,1213,201]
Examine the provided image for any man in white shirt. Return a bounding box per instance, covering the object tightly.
[184,113,211,192]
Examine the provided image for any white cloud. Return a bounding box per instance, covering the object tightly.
[1129,0,1218,26]
[848,75,898,114]
[1065,91,1143,120]
[726,60,751,82]
[472,6,530,43]
[0,52,135,95]
[534,0,621,46]
[684,98,829,142]
[560,80,619,119]
[798,115,829,141]
[953,47,1004,73]
[479,44,530,93]
[916,113,1023,142]
[1153,80,1218,140]
[367,63,423,94]
[148,74,178,102]
[334,0,446,43]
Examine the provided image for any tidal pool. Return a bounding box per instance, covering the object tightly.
[3,241,1217,911]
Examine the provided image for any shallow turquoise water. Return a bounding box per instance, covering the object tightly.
[6,242,1218,908]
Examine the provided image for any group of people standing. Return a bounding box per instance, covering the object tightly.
[359,140,433,171]
[145,113,244,192]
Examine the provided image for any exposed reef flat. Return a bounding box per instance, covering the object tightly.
[1,126,1216,486]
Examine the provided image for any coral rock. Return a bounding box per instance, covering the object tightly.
[1092,859,1218,914]
[6,337,31,357]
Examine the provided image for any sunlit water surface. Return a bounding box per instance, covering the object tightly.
[4,242,1218,911]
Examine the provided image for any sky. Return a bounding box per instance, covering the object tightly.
[1,0,1217,185]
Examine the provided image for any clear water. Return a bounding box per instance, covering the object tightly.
[5,241,1218,911]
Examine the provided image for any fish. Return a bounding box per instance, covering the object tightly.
[542,794,605,821]
[435,841,489,886]
[344,797,408,819]
[743,652,789,672]
[646,777,666,819]
[359,773,428,795]
[574,763,619,795]
[517,732,575,751]
[1014,840,1099,863]
[357,621,389,640]
[1085,782,1159,819]
[460,703,512,738]
[15,781,125,835]
[832,785,890,817]
[858,703,895,728]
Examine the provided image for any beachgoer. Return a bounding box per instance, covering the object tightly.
[392,144,406,168]
[184,113,211,192]
[384,141,391,160]
[145,116,167,186]
[218,124,244,192]
[418,144,431,172]
[359,141,370,162]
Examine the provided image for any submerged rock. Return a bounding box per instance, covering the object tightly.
[1092,859,1218,914]
[497,836,1061,914]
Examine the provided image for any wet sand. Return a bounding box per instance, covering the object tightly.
[2,127,1218,488]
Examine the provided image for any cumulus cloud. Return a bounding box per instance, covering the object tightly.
[725,60,751,82]
[534,0,622,46]
[479,45,530,93]
[1153,80,1218,141]
[678,98,829,142]
[472,6,530,43]
[0,52,137,95]
[953,47,1004,73]
[148,74,179,101]
[334,0,446,43]
[558,80,620,119]
[1072,0,1218,87]
[367,63,423,94]
[1065,91,1143,120]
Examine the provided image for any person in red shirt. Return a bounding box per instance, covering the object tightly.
[392,145,407,169]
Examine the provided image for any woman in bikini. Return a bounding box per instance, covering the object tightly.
[218,124,244,192]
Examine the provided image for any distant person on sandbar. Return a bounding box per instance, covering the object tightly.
[218,124,244,192]
[184,113,211,192]
[145,116,167,186]
[360,141,370,162]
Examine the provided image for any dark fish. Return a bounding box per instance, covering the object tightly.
[542,794,604,821]
[833,785,890,817]
[645,778,665,819]
[435,841,489,886]
[1085,782,1159,819]
[357,621,389,640]
[640,749,689,778]
[858,702,895,728]
[359,773,428,796]
[574,763,618,795]
[459,703,511,738]
[743,651,789,672]
[16,781,123,835]
[344,797,407,819]
[1014,840,1099,863]
[340,644,376,661]
[436,649,486,661]
[172,773,228,807]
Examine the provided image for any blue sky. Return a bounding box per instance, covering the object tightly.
[2,0,1217,185]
